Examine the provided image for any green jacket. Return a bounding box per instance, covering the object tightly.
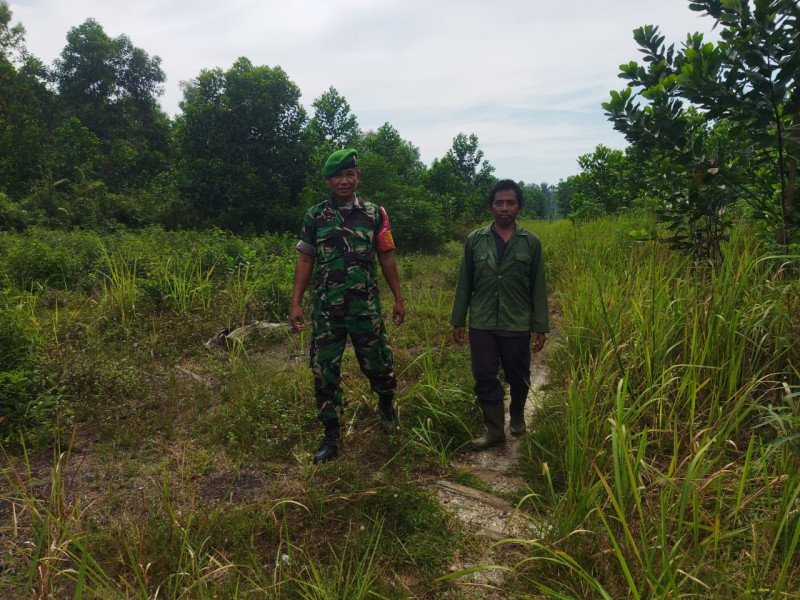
[450,223,549,333]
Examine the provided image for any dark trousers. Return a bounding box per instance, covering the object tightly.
[468,329,531,406]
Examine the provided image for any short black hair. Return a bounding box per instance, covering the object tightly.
[488,179,524,208]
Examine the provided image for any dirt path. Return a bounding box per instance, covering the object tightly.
[426,347,550,597]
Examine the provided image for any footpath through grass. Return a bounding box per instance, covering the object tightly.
[1,217,798,598]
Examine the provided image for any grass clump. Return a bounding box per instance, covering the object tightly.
[515,220,800,598]
[1,217,797,598]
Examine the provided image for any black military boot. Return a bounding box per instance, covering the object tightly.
[509,394,527,436]
[378,394,398,433]
[472,401,506,449]
[313,419,340,464]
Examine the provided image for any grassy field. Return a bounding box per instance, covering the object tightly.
[1,216,798,598]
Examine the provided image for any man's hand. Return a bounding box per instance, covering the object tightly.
[532,332,546,353]
[453,326,466,346]
[377,250,406,327]
[290,253,314,333]
[393,299,405,326]
[290,305,305,332]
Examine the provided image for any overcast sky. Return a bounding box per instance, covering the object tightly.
[11,0,718,185]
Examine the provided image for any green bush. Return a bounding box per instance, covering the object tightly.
[386,195,445,253]
[0,291,53,446]
[0,227,105,292]
[0,192,35,232]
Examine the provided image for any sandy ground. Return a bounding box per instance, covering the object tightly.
[425,347,551,598]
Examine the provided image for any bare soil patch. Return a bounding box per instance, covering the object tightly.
[426,345,552,597]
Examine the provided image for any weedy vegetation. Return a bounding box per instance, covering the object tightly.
[1,216,798,598]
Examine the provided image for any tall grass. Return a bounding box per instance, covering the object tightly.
[1,429,126,599]
[2,219,797,598]
[100,250,138,325]
[1,432,404,599]
[515,219,800,597]
[160,256,215,313]
[288,519,388,599]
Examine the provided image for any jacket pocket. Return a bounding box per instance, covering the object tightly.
[474,252,492,277]
[352,246,376,264]
[317,230,340,264]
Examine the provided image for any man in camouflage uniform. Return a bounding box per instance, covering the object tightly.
[290,148,405,464]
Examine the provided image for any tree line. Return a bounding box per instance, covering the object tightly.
[0,4,558,253]
[1,1,798,258]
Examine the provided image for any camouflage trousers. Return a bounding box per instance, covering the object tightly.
[310,309,396,422]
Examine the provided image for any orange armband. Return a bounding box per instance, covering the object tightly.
[376,206,395,251]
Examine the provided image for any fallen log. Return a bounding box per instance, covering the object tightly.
[204,321,290,350]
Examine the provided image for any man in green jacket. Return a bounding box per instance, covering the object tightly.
[450,179,549,448]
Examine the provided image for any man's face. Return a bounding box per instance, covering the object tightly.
[490,189,521,227]
[325,168,361,202]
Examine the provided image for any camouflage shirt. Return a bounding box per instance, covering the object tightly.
[298,196,393,317]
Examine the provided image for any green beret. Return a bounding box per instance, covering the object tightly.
[322,148,358,177]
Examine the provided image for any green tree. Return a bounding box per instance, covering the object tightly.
[175,57,309,233]
[0,59,46,198]
[424,133,495,227]
[359,124,442,252]
[539,182,554,219]
[424,155,468,223]
[0,2,70,219]
[568,145,639,222]
[522,183,548,219]
[448,133,495,197]
[362,123,425,183]
[308,86,359,150]
[604,0,800,250]
[553,177,576,218]
[682,0,800,240]
[0,0,24,62]
[53,19,171,190]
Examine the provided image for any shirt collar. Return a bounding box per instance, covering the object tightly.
[327,195,366,210]
[480,223,524,236]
